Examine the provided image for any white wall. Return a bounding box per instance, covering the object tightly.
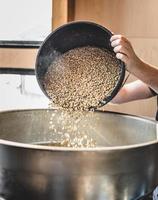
[0,74,49,111]
[0,0,51,40]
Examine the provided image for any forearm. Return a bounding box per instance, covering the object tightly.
[129,59,158,93]
[111,80,154,104]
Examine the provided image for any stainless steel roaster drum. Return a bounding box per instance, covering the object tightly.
[0,109,158,200]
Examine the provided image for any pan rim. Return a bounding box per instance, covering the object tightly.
[0,108,157,152]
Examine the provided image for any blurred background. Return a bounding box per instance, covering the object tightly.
[0,0,157,118]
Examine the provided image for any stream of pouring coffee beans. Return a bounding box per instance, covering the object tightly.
[42,46,121,148]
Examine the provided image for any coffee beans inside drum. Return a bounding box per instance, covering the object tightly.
[44,46,121,111]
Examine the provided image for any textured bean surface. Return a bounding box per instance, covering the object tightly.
[44,46,121,111]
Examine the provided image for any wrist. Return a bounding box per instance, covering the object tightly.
[126,55,143,74]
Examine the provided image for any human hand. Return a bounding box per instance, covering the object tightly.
[110,35,141,72]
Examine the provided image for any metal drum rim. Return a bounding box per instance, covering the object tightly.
[0,108,157,152]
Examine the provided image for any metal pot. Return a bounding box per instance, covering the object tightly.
[0,109,158,200]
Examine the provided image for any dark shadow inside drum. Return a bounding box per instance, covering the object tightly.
[0,109,157,147]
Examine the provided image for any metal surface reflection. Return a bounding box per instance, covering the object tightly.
[0,109,158,200]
